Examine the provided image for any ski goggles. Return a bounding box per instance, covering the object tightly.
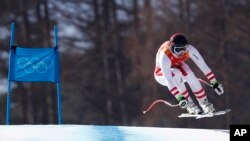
[173,45,188,54]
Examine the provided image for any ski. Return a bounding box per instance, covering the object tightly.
[178,113,200,118]
[195,109,231,119]
[178,109,231,119]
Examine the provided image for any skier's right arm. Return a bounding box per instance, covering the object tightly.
[159,52,188,108]
[159,52,175,89]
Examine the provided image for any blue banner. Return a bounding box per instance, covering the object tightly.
[9,46,59,82]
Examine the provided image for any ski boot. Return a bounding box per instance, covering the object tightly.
[200,98,216,114]
[186,102,202,114]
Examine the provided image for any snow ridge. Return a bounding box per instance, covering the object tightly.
[0,125,229,141]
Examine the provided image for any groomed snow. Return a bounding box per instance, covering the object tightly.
[0,125,229,141]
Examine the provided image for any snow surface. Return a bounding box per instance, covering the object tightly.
[0,125,229,141]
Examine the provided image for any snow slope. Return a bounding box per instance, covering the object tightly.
[0,125,229,141]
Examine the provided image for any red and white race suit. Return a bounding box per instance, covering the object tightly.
[154,41,216,103]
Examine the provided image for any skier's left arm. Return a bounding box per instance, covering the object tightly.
[188,45,224,95]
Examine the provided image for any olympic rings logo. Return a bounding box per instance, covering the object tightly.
[17,57,54,73]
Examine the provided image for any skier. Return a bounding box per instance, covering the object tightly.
[154,33,224,114]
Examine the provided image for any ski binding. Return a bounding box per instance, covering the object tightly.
[178,109,231,119]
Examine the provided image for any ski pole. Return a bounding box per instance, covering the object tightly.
[143,79,212,114]
[198,78,213,87]
[143,99,179,114]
